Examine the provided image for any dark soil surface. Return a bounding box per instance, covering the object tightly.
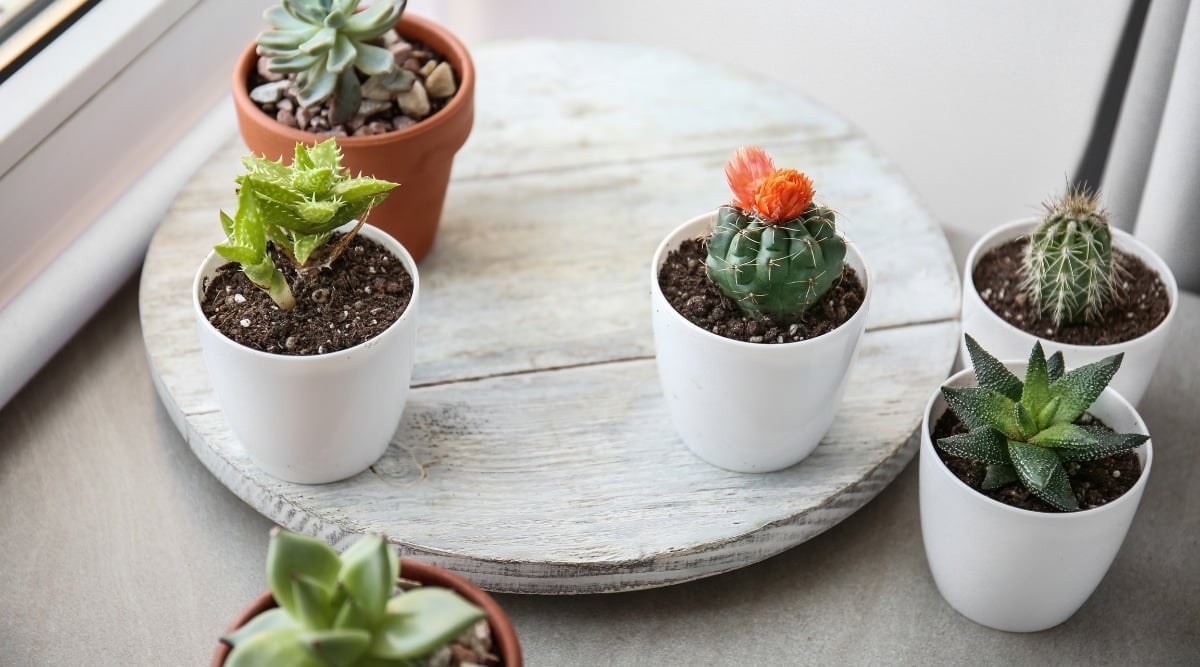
[658,238,865,343]
[931,410,1142,512]
[201,234,412,355]
[973,237,1169,345]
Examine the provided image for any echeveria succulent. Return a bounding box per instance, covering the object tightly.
[223,528,484,666]
[938,335,1148,511]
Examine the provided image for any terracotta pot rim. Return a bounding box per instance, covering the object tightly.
[650,211,873,350]
[211,558,522,667]
[963,217,1179,351]
[923,361,1153,519]
[232,12,476,150]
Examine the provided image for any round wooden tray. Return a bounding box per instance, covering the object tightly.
[140,40,961,594]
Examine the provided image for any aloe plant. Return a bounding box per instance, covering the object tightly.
[938,335,1148,511]
[216,138,396,310]
[223,528,485,667]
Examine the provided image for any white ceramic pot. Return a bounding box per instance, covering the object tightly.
[919,362,1152,632]
[961,218,1178,405]
[650,212,872,473]
[192,224,419,484]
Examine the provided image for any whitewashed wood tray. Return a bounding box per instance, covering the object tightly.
[140,40,961,594]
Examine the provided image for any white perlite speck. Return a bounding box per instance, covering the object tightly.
[239,319,251,328]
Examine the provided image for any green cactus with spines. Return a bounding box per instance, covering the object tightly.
[216,138,396,310]
[1019,186,1120,326]
[938,335,1148,511]
[222,528,485,666]
[257,0,409,124]
[705,204,847,324]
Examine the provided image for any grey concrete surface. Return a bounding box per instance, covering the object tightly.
[1,278,1197,666]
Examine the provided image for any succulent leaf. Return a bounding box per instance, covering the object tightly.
[940,386,1020,438]
[267,529,342,621]
[1057,426,1149,462]
[1010,441,1077,510]
[981,463,1018,490]
[223,608,298,648]
[352,42,395,76]
[1014,402,1038,440]
[293,233,331,265]
[291,573,334,630]
[1046,351,1066,383]
[297,628,371,666]
[1028,422,1097,449]
[371,588,485,660]
[339,536,398,630]
[1048,353,1123,424]
[344,0,406,40]
[226,627,325,667]
[1020,342,1052,416]
[963,334,1022,401]
[936,427,1008,465]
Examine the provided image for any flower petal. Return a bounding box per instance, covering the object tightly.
[724,146,775,211]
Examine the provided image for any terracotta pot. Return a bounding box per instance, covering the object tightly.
[212,558,522,666]
[232,14,475,262]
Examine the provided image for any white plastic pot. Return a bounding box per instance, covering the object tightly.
[650,212,872,473]
[919,362,1152,632]
[192,224,419,484]
[961,218,1178,405]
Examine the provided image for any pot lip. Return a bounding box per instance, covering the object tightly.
[963,217,1179,351]
[211,558,522,667]
[651,210,873,350]
[192,223,420,361]
[232,12,476,149]
[922,360,1154,520]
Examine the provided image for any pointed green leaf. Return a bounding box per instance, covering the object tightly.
[941,386,1020,438]
[266,51,322,73]
[258,28,317,50]
[293,233,331,265]
[370,588,485,660]
[353,42,396,76]
[242,156,293,184]
[291,573,334,630]
[298,628,371,667]
[219,210,236,237]
[307,138,342,170]
[293,167,335,196]
[294,141,315,169]
[333,176,398,201]
[226,627,325,667]
[332,592,369,631]
[1057,425,1149,462]
[982,463,1018,490]
[964,334,1022,401]
[935,427,1008,465]
[246,175,307,207]
[1008,441,1062,492]
[267,530,342,621]
[255,196,312,232]
[214,243,263,267]
[1047,351,1066,383]
[299,26,337,54]
[1020,341,1052,416]
[1014,402,1038,440]
[1049,353,1124,424]
[223,608,298,648]
[326,34,356,73]
[1029,422,1097,449]
[283,0,327,24]
[339,536,396,629]
[1035,396,1062,431]
[1035,465,1077,511]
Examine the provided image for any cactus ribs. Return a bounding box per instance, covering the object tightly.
[973,238,1169,346]
[660,237,864,344]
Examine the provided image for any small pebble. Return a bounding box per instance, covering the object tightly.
[1112,470,1121,478]
[285,336,297,350]
[425,61,457,98]
[239,319,251,328]
[233,293,247,304]
[312,288,330,304]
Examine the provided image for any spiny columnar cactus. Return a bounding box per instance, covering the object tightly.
[216,138,396,310]
[258,0,408,124]
[1019,186,1118,326]
[706,146,847,324]
[223,529,484,666]
[938,335,1147,511]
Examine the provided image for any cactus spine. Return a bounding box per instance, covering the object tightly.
[706,147,847,324]
[1020,187,1118,326]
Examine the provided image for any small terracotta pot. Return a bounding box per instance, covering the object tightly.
[211,558,522,666]
[232,14,475,262]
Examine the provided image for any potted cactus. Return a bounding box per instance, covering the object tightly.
[232,0,475,262]
[961,186,1177,404]
[920,335,1152,632]
[213,528,522,666]
[650,146,871,472]
[193,138,419,484]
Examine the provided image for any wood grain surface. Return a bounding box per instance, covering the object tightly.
[139,40,960,593]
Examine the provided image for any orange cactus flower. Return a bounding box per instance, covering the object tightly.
[752,168,814,223]
[724,146,775,211]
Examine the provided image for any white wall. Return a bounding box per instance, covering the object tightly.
[430,0,1130,255]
